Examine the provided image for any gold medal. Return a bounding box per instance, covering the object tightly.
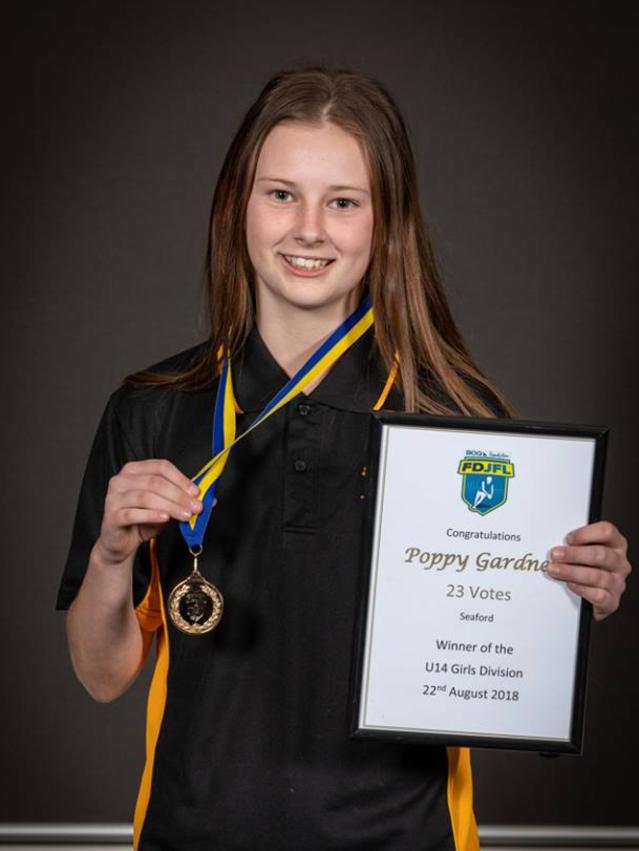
[168,546,224,635]
[176,296,380,636]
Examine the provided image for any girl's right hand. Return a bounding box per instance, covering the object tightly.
[95,459,202,565]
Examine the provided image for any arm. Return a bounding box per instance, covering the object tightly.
[66,459,202,702]
[548,520,631,621]
[66,544,151,703]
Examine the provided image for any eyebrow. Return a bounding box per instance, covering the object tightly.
[256,177,370,195]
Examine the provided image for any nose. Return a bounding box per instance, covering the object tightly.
[294,202,325,246]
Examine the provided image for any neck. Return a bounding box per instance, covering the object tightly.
[255,292,359,380]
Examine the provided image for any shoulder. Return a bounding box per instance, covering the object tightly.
[417,369,510,418]
[139,340,211,374]
[464,375,510,418]
[106,341,213,446]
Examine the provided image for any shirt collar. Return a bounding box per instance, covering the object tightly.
[233,323,402,414]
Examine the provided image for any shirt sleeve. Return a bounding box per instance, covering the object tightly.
[55,386,153,612]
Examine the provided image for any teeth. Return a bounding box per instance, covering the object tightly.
[284,255,332,270]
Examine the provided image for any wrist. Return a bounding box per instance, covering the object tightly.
[83,539,136,616]
[92,536,135,571]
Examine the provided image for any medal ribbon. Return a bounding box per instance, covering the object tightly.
[179,292,376,548]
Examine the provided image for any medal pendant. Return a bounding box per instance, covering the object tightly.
[168,547,224,635]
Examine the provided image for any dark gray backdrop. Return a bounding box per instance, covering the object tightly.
[3,0,638,827]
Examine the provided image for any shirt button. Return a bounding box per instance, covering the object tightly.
[297,403,311,416]
[294,459,307,472]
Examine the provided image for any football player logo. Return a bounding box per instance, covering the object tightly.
[457,455,515,516]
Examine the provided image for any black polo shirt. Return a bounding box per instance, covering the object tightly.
[57,325,476,851]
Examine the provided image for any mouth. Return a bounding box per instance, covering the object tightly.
[279,253,336,276]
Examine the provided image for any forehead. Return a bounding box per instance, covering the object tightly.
[254,121,370,187]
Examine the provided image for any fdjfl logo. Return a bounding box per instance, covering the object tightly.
[457,453,515,516]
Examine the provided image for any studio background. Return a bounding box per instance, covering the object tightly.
[3,0,638,831]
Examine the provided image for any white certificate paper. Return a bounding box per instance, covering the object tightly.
[353,415,606,752]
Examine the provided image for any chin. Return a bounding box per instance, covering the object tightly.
[281,287,356,313]
[256,269,362,318]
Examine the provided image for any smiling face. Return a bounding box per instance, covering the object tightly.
[245,120,374,325]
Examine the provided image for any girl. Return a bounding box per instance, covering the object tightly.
[57,67,631,851]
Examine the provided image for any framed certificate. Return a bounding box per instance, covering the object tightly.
[350,413,608,753]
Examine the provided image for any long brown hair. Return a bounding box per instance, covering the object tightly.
[129,66,510,416]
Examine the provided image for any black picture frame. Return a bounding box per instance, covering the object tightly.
[349,412,608,754]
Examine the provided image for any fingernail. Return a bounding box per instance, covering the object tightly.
[565,531,574,544]
[181,509,192,519]
[547,562,560,575]
[190,484,200,496]
[191,500,202,513]
[552,547,565,561]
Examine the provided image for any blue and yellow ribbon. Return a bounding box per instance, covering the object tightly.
[179,293,376,548]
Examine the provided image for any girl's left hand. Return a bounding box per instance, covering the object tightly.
[548,521,631,621]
